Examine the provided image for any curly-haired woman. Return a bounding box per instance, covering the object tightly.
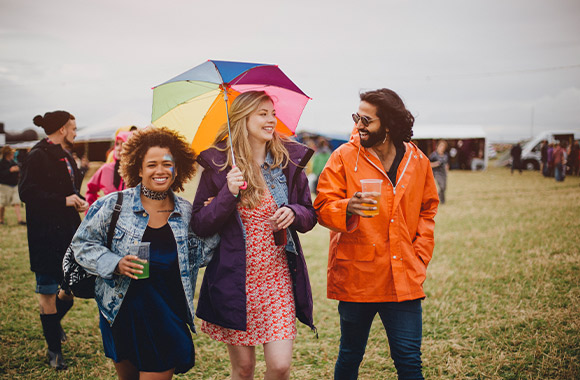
[70,127,217,380]
[191,91,317,380]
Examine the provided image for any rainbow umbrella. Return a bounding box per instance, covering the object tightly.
[151,60,310,159]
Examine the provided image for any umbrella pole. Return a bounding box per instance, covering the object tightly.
[223,90,236,166]
[223,90,247,190]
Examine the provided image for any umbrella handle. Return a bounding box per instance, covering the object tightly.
[223,88,247,190]
[232,165,248,190]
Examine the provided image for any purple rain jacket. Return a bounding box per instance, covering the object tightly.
[191,140,317,332]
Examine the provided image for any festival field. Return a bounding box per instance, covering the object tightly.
[1,166,578,379]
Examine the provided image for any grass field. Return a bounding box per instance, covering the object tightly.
[1,166,579,379]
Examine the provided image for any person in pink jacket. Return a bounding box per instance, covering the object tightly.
[85,131,132,207]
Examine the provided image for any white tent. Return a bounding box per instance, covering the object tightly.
[75,112,151,142]
[412,124,486,140]
[412,124,488,170]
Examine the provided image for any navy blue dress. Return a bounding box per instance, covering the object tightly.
[99,223,195,374]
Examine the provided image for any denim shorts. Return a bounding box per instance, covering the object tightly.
[35,272,62,295]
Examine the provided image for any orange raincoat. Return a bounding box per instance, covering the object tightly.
[314,133,439,303]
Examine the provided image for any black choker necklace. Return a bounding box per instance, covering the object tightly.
[141,185,168,201]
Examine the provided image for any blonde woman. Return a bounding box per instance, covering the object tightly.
[191,91,317,380]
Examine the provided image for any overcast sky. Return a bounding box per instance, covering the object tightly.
[1,0,579,142]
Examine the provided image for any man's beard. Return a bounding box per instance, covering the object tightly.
[360,126,387,148]
[62,138,74,152]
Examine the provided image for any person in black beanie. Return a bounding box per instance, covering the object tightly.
[19,110,89,370]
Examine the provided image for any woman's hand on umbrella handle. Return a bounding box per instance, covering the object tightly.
[226,166,245,196]
[232,165,248,190]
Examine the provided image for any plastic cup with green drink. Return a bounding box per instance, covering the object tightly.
[132,242,150,280]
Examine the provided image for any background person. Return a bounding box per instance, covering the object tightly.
[456,139,468,169]
[71,151,90,179]
[310,138,332,193]
[0,145,25,225]
[19,110,88,370]
[70,127,213,380]
[510,142,522,174]
[470,148,485,171]
[429,140,449,204]
[547,143,555,177]
[314,88,439,380]
[105,125,139,163]
[553,141,568,182]
[191,91,317,380]
[567,141,579,176]
[85,131,132,207]
[540,140,549,176]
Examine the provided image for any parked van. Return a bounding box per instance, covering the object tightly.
[519,130,580,170]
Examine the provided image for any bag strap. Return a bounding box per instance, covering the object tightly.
[106,192,123,249]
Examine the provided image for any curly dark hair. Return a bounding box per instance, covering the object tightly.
[119,127,197,192]
[360,88,414,145]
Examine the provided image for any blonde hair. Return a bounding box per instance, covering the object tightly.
[212,91,291,208]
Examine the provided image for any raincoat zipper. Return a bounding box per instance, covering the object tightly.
[361,144,413,195]
[393,152,413,195]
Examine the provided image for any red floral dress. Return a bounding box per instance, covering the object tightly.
[201,192,296,346]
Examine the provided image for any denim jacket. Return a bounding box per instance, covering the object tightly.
[70,184,218,329]
[261,152,297,253]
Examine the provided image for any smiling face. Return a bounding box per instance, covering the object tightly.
[139,146,175,192]
[357,101,387,148]
[246,100,277,145]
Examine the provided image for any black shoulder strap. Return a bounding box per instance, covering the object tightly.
[106,192,123,249]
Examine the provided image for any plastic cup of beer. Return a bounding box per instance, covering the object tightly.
[132,242,150,279]
[360,179,382,217]
[268,217,287,246]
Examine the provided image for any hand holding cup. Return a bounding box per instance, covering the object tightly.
[116,255,146,280]
[268,206,293,246]
[346,179,383,217]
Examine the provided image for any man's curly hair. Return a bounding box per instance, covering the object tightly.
[360,88,414,145]
[119,127,197,192]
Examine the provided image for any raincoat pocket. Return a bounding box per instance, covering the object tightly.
[336,242,376,262]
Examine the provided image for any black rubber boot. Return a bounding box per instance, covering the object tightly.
[56,297,74,342]
[47,349,67,370]
[40,314,67,370]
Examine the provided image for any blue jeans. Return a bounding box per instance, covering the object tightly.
[555,164,565,181]
[334,300,423,380]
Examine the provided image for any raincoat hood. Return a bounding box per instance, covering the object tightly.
[113,131,132,160]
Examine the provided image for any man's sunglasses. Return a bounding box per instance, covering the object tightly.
[352,113,379,127]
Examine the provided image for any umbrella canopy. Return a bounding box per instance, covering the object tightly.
[151,60,310,155]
